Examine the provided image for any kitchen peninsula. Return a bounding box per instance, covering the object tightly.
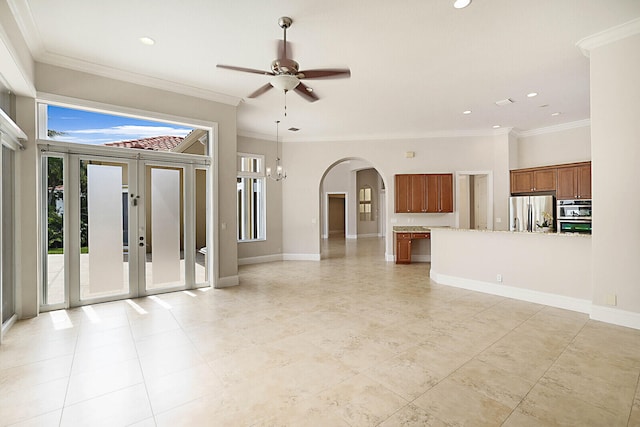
[429,227,592,313]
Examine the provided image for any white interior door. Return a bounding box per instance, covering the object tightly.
[474,175,488,230]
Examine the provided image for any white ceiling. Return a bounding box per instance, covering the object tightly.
[8,0,640,141]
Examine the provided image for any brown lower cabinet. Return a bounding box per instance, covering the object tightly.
[396,232,430,264]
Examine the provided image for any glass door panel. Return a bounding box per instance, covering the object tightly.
[195,168,208,284]
[144,166,185,291]
[44,156,65,306]
[80,160,130,300]
[41,153,208,310]
[2,146,15,324]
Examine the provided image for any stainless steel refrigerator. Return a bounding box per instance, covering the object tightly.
[509,195,555,232]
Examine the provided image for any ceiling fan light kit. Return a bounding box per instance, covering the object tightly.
[271,74,300,92]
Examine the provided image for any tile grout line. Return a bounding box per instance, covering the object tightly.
[56,313,82,427]
[625,368,640,426]
[500,317,590,425]
[125,299,158,426]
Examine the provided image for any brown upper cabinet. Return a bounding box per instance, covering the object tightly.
[557,163,591,199]
[426,174,453,213]
[395,173,453,213]
[510,161,591,199]
[510,168,556,193]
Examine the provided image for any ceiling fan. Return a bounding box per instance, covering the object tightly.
[217,16,351,102]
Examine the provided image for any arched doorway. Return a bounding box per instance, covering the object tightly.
[319,158,387,259]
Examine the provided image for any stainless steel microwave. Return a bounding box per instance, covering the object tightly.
[557,199,592,233]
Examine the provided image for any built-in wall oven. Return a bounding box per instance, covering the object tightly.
[557,199,592,234]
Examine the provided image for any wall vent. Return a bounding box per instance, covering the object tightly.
[495,98,514,106]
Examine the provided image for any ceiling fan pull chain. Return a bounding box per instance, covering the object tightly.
[284,90,288,117]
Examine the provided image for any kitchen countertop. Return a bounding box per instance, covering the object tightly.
[429,227,591,237]
[392,226,431,232]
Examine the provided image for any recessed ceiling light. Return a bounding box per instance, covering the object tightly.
[527,92,538,98]
[288,127,300,132]
[139,37,155,46]
[551,112,561,116]
[463,110,472,115]
[492,125,501,129]
[539,104,549,108]
[453,0,472,9]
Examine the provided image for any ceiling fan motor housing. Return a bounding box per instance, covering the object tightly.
[271,58,299,74]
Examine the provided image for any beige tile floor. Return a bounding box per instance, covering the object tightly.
[2,237,640,426]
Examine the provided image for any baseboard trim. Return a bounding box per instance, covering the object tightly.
[590,305,640,330]
[282,253,321,261]
[430,271,592,314]
[385,253,395,262]
[346,234,358,240]
[411,255,431,263]
[238,254,283,266]
[215,275,239,288]
[358,233,380,238]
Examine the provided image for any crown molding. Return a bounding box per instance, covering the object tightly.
[239,127,513,143]
[7,0,45,57]
[577,17,640,58]
[514,119,591,138]
[8,0,241,106]
[37,52,242,106]
[0,6,36,96]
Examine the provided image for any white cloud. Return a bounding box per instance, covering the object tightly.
[64,125,192,137]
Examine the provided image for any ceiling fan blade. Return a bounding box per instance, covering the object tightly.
[277,39,294,59]
[294,82,319,102]
[247,83,274,98]
[216,64,273,76]
[298,68,351,79]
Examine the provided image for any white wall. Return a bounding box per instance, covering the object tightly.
[282,134,510,260]
[356,168,380,237]
[13,63,239,317]
[517,125,591,169]
[588,30,640,326]
[430,228,592,311]
[237,136,283,264]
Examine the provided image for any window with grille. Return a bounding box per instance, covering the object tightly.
[237,153,266,241]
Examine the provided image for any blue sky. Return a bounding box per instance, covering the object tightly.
[47,105,193,145]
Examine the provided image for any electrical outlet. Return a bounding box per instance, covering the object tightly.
[606,294,617,306]
[496,274,503,283]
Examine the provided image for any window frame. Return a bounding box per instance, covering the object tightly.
[359,185,373,221]
[237,152,266,243]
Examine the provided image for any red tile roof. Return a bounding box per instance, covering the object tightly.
[104,135,184,151]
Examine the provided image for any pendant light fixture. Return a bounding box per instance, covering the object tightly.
[266,120,287,181]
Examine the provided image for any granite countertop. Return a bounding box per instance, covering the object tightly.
[430,227,592,237]
[392,226,449,232]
